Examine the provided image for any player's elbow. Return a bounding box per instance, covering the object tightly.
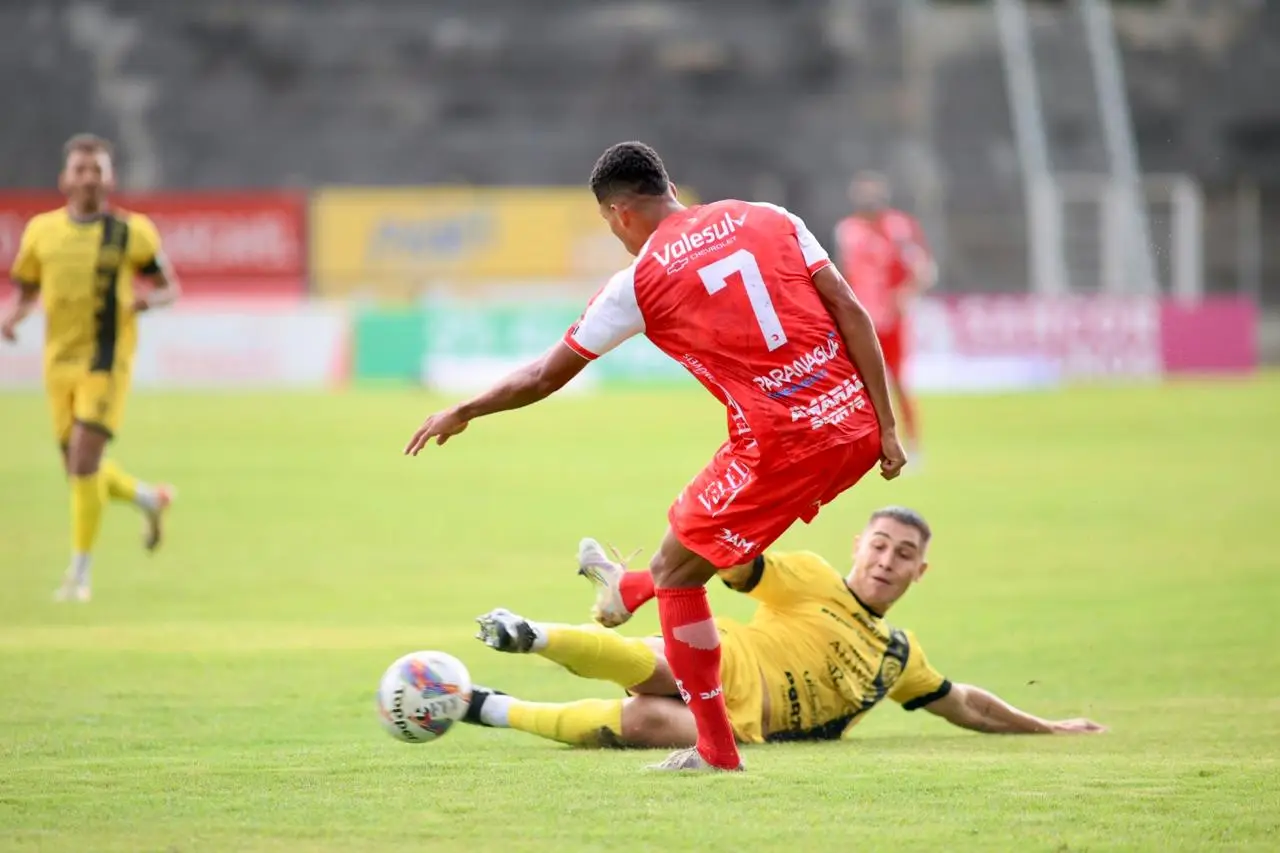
[527,362,575,400]
[930,684,987,731]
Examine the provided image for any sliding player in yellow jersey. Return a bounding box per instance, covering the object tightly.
[2,134,180,602]
[463,507,1104,755]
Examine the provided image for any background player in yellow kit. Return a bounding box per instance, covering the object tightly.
[465,507,1105,747]
[2,134,181,602]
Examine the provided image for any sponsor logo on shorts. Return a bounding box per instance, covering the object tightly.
[696,460,753,516]
[718,527,756,554]
[753,333,842,400]
[790,377,866,430]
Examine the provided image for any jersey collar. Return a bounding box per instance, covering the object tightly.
[65,207,110,225]
[846,585,884,619]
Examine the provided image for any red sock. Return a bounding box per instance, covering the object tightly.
[655,586,741,769]
[619,571,656,614]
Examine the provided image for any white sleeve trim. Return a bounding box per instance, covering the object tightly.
[566,264,644,359]
[750,201,832,271]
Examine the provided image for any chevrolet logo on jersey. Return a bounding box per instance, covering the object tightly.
[650,210,748,268]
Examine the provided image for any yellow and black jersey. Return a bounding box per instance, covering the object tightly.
[11,208,163,372]
[720,551,950,741]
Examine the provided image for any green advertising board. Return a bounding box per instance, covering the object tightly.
[352,300,687,387]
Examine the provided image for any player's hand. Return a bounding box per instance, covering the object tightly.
[132,296,151,313]
[1050,718,1107,734]
[0,316,17,343]
[404,408,470,455]
[878,429,908,480]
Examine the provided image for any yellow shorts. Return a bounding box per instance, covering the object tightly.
[45,367,132,443]
[715,619,767,744]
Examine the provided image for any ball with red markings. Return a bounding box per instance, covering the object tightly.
[376,650,472,743]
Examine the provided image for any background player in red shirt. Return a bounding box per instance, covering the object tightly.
[835,171,936,462]
[405,142,904,772]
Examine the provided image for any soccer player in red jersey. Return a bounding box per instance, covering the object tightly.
[404,142,905,772]
[834,171,936,461]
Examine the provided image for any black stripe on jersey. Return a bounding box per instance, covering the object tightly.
[90,216,130,373]
[138,257,161,276]
[764,712,859,743]
[902,679,953,711]
[847,586,885,618]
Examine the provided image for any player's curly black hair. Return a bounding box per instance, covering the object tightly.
[589,141,670,203]
[869,506,932,546]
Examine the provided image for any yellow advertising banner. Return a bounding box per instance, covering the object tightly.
[311,187,659,297]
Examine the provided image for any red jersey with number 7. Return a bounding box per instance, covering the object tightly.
[563,199,880,462]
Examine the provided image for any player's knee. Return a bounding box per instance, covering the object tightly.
[648,551,675,587]
[649,548,716,589]
[66,448,100,473]
[67,428,107,476]
[620,697,694,749]
[67,453,101,477]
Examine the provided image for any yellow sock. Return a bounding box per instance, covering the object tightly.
[70,473,106,555]
[507,698,625,747]
[100,459,138,503]
[540,624,658,690]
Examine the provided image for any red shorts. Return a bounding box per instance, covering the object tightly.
[669,429,882,569]
[878,324,905,380]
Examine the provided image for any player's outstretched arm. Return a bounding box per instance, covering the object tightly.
[1,282,39,343]
[404,342,589,454]
[134,256,182,312]
[811,265,906,479]
[924,682,1106,735]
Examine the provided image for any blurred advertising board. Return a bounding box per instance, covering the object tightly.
[308,187,639,299]
[350,295,1255,392]
[912,294,1255,382]
[0,301,347,390]
[0,191,306,297]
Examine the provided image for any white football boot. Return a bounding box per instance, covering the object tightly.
[576,537,638,628]
[53,570,90,603]
[646,746,745,773]
[143,484,176,552]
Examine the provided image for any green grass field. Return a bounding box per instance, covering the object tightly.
[2,378,1279,852]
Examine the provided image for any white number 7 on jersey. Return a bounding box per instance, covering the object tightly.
[697,249,788,351]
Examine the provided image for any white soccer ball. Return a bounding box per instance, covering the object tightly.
[376,650,472,744]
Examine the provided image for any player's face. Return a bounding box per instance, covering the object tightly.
[848,518,927,609]
[599,200,647,257]
[850,177,888,216]
[60,150,114,210]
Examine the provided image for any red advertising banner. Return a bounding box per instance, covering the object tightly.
[0,191,306,294]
